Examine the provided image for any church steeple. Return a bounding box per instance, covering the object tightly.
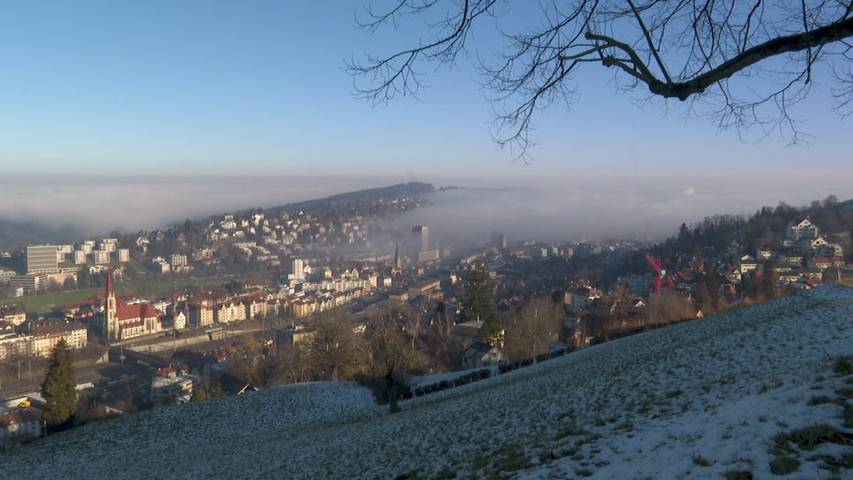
[105,269,118,341]
[394,242,401,269]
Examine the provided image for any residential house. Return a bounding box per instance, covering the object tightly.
[461,342,505,369]
[0,409,42,444]
[0,305,27,326]
[28,318,88,357]
[189,302,214,328]
[162,310,187,331]
[739,255,759,274]
[450,320,482,351]
[787,218,819,241]
[277,326,316,346]
[756,246,774,261]
[0,332,32,360]
[809,257,845,271]
[214,302,246,324]
[150,369,196,405]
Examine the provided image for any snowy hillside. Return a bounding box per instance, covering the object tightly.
[5,285,853,479]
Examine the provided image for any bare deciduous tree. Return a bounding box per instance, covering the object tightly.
[362,311,429,410]
[645,288,695,325]
[424,302,454,367]
[503,296,563,361]
[269,343,313,385]
[224,335,269,386]
[307,312,366,381]
[349,1,853,153]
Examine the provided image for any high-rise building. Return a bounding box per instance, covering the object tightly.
[80,241,95,255]
[56,244,74,262]
[412,225,429,252]
[73,250,87,265]
[169,254,188,267]
[26,245,59,274]
[117,248,130,263]
[93,250,111,265]
[98,238,118,253]
[9,273,46,293]
[290,258,305,281]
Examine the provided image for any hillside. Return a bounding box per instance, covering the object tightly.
[4,285,853,479]
[662,197,852,260]
[0,218,83,252]
[225,181,435,221]
[0,182,436,253]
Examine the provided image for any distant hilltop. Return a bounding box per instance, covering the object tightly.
[248,182,436,218]
[0,182,437,252]
[0,219,83,253]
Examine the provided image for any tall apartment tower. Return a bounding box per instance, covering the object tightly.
[412,225,429,252]
[73,250,87,265]
[26,245,59,274]
[290,258,305,281]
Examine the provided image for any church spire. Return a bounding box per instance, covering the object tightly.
[105,269,118,341]
[394,242,401,269]
[105,268,114,299]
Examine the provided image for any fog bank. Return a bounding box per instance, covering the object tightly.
[0,172,849,248]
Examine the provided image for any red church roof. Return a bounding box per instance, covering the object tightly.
[115,302,158,321]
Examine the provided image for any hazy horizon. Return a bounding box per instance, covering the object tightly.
[1,171,850,248]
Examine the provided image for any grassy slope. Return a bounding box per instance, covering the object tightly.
[4,285,852,479]
[0,276,227,313]
[0,288,101,313]
[118,275,226,297]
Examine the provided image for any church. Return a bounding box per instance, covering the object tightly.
[104,272,162,341]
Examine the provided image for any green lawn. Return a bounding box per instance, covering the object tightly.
[1,275,231,313]
[119,275,229,297]
[0,288,101,313]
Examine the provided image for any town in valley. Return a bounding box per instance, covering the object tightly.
[1,182,850,447]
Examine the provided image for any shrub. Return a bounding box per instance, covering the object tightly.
[665,388,684,398]
[774,424,844,452]
[354,375,413,407]
[722,470,753,480]
[692,455,712,467]
[769,456,800,475]
[833,356,853,376]
[492,444,529,472]
[807,395,833,405]
[836,387,853,399]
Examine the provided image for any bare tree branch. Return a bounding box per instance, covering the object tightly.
[350,1,853,155]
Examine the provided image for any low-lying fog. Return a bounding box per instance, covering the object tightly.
[0,172,850,249]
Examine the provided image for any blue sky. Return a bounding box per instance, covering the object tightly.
[1,0,851,181]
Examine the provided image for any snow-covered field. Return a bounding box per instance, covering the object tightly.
[4,285,853,479]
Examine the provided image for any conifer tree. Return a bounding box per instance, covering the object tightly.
[461,260,501,346]
[41,339,77,428]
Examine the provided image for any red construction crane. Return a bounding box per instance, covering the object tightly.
[645,253,664,296]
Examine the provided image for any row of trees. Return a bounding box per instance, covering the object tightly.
[223,306,432,400]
